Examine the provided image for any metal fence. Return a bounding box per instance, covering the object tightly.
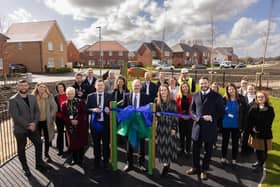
[0,104,31,166]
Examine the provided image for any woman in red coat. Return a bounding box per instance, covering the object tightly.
[61,87,88,165]
[175,82,193,157]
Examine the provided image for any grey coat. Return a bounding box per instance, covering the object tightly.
[8,93,40,134]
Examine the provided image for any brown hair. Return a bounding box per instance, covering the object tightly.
[255,90,270,106]
[113,75,128,90]
[225,83,239,100]
[157,84,171,105]
[211,82,219,92]
[177,82,191,99]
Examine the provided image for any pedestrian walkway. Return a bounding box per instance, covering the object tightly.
[0,136,262,187]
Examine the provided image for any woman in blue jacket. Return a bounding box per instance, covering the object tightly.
[221,83,247,166]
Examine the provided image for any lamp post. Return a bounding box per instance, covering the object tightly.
[96,26,102,78]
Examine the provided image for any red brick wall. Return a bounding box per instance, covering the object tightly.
[83,51,128,67]
[67,42,81,63]
[137,48,152,66]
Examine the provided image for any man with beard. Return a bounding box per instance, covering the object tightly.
[72,72,87,100]
[186,77,224,180]
[8,80,49,177]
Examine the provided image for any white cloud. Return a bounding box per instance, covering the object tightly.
[8,8,36,23]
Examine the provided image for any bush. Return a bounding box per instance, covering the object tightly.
[46,67,73,73]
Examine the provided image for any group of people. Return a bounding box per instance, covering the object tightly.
[8,68,275,181]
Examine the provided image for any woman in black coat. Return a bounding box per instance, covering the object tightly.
[247,90,275,173]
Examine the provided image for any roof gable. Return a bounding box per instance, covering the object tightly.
[0,33,9,40]
[86,41,128,52]
[151,40,172,52]
[6,20,56,42]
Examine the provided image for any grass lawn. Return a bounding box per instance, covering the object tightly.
[262,97,280,187]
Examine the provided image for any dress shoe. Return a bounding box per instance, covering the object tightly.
[23,169,31,177]
[200,172,208,180]
[36,162,50,172]
[123,164,133,172]
[186,168,199,175]
[160,164,170,176]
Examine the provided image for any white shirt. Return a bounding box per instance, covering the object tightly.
[132,93,140,108]
[201,89,211,95]
[145,82,150,95]
[247,94,255,104]
[96,92,104,121]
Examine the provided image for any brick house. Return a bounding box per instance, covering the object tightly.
[78,44,91,65]
[0,33,9,75]
[137,40,172,66]
[213,47,238,62]
[81,41,128,68]
[5,20,67,72]
[67,41,81,65]
[192,44,211,65]
[172,43,195,67]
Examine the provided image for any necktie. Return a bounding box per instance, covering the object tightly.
[98,94,102,107]
[134,94,137,108]
[202,93,206,102]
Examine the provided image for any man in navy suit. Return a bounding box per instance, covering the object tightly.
[141,72,157,103]
[186,77,225,180]
[123,79,150,172]
[86,79,111,169]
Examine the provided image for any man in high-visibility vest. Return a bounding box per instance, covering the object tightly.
[178,68,196,93]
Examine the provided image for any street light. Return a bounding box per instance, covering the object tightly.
[96,26,102,78]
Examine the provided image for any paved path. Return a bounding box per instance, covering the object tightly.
[0,135,262,187]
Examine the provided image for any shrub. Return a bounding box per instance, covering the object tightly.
[46,67,73,73]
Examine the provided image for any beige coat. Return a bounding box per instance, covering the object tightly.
[38,94,57,140]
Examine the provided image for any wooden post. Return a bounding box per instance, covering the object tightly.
[110,101,118,171]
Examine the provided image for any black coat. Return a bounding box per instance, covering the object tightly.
[223,94,247,130]
[247,103,275,139]
[124,92,150,107]
[191,90,225,143]
[83,77,97,96]
[141,81,158,103]
[72,82,87,100]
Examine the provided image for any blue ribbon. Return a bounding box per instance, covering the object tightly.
[91,112,104,133]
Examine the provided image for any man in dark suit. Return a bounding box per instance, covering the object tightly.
[83,68,97,96]
[86,79,111,169]
[8,80,49,177]
[141,71,157,103]
[123,79,149,172]
[72,72,87,100]
[186,77,225,180]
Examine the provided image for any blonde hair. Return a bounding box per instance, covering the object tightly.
[32,82,50,96]
[66,87,76,95]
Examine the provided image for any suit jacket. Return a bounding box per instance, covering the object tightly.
[72,82,87,100]
[86,92,112,127]
[191,90,225,143]
[83,77,97,96]
[8,93,40,134]
[124,92,150,107]
[141,81,158,103]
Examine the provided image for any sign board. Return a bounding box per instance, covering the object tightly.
[0,58,3,70]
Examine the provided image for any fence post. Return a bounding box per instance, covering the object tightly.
[110,101,118,171]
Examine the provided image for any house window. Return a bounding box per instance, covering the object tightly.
[164,51,170,57]
[194,52,197,57]
[89,51,93,56]
[152,51,156,57]
[203,52,206,56]
[109,51,112,56]
[18,43,23,50]
[60,43,64,52]
[101,51,104,57]
[186,52,190,57]
[61,58,64,67]
[88,60,95,66]
[118,51,123,56]
[48,58,55,67]
[48,42,54,51]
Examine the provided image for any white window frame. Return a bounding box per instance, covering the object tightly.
[48,58,55,68]
[118,51,123,56]
[109,51,112,56]
[186,52,190,57]
[164,51,170,57]
[48,41,54,51]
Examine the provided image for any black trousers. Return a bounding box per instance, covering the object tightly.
[38,120,50,156]
[127,138,145,166]
[241,130,254,153]
[192,139,213,172]
[179,119,193,153]
[72,147,85,164]
[91,125,110,165]
[256,150,267,166]
[222,128,239,160]
[14,130,43,170]
[56,118,65,153]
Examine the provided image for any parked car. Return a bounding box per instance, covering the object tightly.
[127,67,156,78]
[191,64,207,69]
[212,61,221,67]
[8,64,27,74]
[220,61,236,68]
[235,63,247,68]
[155,64,175,71]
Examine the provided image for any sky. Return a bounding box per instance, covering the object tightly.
[0,0,279,57]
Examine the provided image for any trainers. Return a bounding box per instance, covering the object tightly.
[200,172,208,180]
